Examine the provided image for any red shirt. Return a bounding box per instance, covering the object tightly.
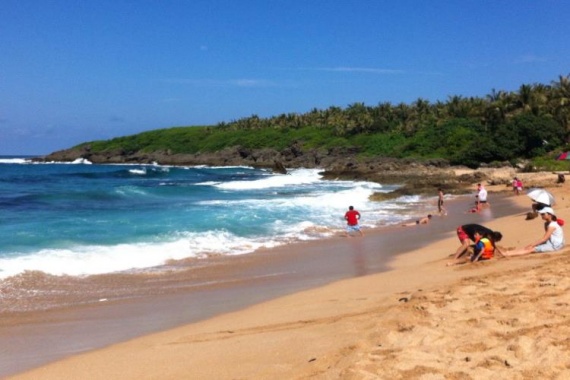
[345,210,360,226]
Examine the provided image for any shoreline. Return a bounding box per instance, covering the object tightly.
[3,172,568,378]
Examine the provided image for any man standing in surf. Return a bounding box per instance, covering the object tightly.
[344,205,364,237]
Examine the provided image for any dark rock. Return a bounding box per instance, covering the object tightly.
[272,160,287,174]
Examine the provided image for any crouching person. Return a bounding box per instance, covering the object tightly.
[448,229,503,266]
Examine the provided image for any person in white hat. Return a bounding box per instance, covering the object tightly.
[503,207,565,256]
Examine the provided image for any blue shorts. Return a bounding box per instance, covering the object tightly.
[534,241,564,253]
[346,225,361,232]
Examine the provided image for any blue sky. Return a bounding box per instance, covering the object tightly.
[1,1,569,155]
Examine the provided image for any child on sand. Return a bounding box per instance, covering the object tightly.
[503,207,565,256]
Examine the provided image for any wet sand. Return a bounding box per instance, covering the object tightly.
[0,192,524,378]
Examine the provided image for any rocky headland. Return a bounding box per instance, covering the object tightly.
[36,144,563,199]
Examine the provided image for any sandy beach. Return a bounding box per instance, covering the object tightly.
[6,171,570,379]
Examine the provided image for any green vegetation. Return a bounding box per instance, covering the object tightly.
[77,75,570,168]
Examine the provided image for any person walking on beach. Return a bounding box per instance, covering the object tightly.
[476,183,489,208]
[447,224,503,265]
[344,206,364,237]
[503,207,565,256]
[512,177,523,196]
[402,214,432,227]
[437,188,447,215]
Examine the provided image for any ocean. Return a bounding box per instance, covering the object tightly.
[2,157,523,377]
[0,157,434,280]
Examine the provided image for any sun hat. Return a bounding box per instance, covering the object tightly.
[538,207,556,216]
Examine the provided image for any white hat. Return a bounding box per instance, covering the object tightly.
[539,207,556,216]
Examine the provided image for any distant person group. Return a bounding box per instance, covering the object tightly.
[342,180,566,264]
[447,181,566,266]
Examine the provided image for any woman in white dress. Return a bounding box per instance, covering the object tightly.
[503,207,565,256]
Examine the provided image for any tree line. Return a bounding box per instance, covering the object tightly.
[83,74,570,168]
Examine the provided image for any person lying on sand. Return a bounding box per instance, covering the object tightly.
[503,207,565,257]
[447,224,503,265]
[402,214,432,227]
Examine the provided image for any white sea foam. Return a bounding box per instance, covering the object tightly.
[129,168,147,175]
[115,186,149,197]
[0,158,31,164]
[0,186,433,279]
[215,168,324,190]
[0,230,300,278]
[191,165,255,170]
[128,166,170,175]
[199,173,423,231]
[71,158,93,164]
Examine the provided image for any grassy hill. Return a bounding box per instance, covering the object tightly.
[69,75,570,169]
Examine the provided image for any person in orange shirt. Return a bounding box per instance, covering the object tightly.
[470,232,497,262]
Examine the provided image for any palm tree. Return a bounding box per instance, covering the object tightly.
[345,102,374,134]
[486,88,503,102]
[393,102,413,134]
[515,84,535,113]
[551,74,570,135]
[447,95,472,118]
[485,88,510,120]
[369,102,394,133]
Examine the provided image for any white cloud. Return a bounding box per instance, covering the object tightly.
[310,66,404,74]
[164,78,279,88]
[229,79,276,87]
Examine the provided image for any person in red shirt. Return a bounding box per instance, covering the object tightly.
[344,206,364,237]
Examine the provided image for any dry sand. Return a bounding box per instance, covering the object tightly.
[9,172,570,380]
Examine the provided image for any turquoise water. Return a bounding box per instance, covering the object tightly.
[0,157,432,278]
